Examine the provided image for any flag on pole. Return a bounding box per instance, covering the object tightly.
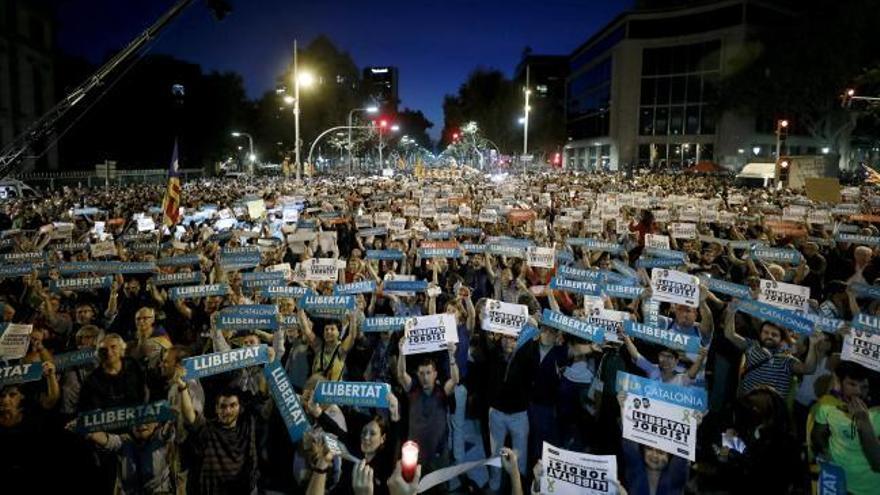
[161,140,182,226]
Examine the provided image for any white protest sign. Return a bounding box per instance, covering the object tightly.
[282,207,300,224]
[91,240,118,258]
[458,205,472,219]
[317,232,337,253]
[389,217,407,232]
[287,232,317,244]
[402,313,458,355]
[587,308,629,344]
[645,234,670,250]
[478,209,498,224]
[651,269,699,308]
[526,246,556,269]
[247,199,267,219]
[374,212,392,226]
[758,279,810,313]
[266,262,293,281]
[670,222,697,240]
[305,258,339,282]
[653,209,670,223]
[0,323,33,360]
[481,299,529,337]
[842,330,880,372]
[542,442,618,495]
[137,217,156,232]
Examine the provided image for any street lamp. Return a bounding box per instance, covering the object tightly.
[522,64,531,168]
[291,38,315,181]
[775,119,789,160]
[377,121,398,172]
[231,131,254,173]
[348,106,379,174]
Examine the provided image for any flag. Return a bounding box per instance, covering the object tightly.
[161,140,181,227]
[864,164,880,185]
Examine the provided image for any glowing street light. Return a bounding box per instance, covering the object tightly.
[347,106,380,173]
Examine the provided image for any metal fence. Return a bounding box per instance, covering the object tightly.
[11,168,205,189]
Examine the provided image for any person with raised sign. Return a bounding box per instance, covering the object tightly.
[79,333,147,411]
[300,308,359,382]
[621,331,706,387]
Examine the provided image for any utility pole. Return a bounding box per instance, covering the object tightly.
[523,64,530,174]
[293,39,302,181]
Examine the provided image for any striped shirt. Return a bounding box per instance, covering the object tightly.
[738,338,797,397]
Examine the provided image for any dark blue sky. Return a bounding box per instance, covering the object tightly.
[54,0,628,139]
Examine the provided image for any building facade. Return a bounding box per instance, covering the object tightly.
[563,0,821,172]
[514,54,568,160]
[0,0,56,170]
[362,66,399,115]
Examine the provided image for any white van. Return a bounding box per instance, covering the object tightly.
[0,179,39,200]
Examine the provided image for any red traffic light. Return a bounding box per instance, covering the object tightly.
[452,132,460,140]
[552,152,561,165]
[379,119,388,128]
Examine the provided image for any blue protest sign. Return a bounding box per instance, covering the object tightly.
[155,271,203,287]
[128,243,158,253]
[0,264,37,279]
[750,245,802,264]
[314,381,391,408]
[216,305,279,331]
[603,284,645,300]
[183,344,269,380]
[384,280,428,293]
[802,312,845,334]
[850,282,880,300]
[49,276,113,292]
[59,262,110,275]
[565,238,623,254]
[460,243,486,254]
[76,401,174,433]
[265,285,311,299]
[612,259,639,281]
[728,240,762,250]
[556,249,575,265]
[300,295,356,317]
[169,283,230,301]
[636,257,684,269]
[112,262,158,274]
[426,231,452,240]
[835,233,880,246]
[541,309,605,344]
[0,361,44,387]
[53,348,98,372]
[0,251,45,263]
[699,276,751,299]
[486,243,525,258]
[358,227,388,237]
[557,265,606,282]
[455,227,483,237]
[549,277,602,296]
[733,299,813,335]
[418,248,461,259]
[297,220,317,230]
[72,207,100,216]
[279,315,300,329]
[817,461,847,495]
[334,280,378,295]
[242,271,286,289]
[643,247,688,261]
[156,254,201,267]
[487,237,534,248]
[852,313,880,334]
[624,320,701,353]
[616,371,707,411]
[515,324,540,351]
[263,361,309,442]
[366,249,405,260]
[53,242,90,252]
[363,316,408,333]
[220,252,261,270]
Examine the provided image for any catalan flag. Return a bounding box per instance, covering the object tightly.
[161,140,181,226]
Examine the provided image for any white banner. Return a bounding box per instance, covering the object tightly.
[247,199,267,219]
[305,258,339,282]
[842,330,880,372]
[621,393,698,461]
[137,217,156,232]
[586,308,629,344]
[526,246,556,269]
[670,222,697,240]
[645,233,670,250]
[91,240,118,258]
[758,279,810,313]
[282,206,300,224]
[402,313,458,355]
[481,299,529,337]
[0,323,33,360]
[651,269,699,308]
[542,442,618,495]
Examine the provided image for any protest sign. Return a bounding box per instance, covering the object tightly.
[90,240,118,258]
[758,279,810,313]
[265,285,311,300]
[314,381,391,408]
[304,258,339,282]
[698,275,751,299]
[750,245,802,265]
[557,265,610,282]
[651,269,699,308]
[76,401,174,433]
[402,313,458,355]
[835,233,880,246]
[169,283,230,301]
[216,305,279,331]
[49,276,113,292]
[363,316,408,333]
[670,222,697,240]
[586,308,629,343]
[53,348,99,372]
[182,344,269,380]
[645,234,670,250]
[635,257,683,269]
[156,254,201,267]
[850,282,880,300]
[418,247,461,259]
[817,461,847,495]
[384,279,428,293]
[0,323,32,360]
[155,271,202,287]
[624,320,701,353]
[643,247,687,261]
[0,361,44,387]
[366,249,405,260]
[804,178,841,204]
[542,442,618,495]
[602,284,645,300]
[841,330,880,372]
[549,277,602,296]
[617,371,705,461]
[733,299,813,335]
[541,309,605,344]
[300,295,356,318]
[481,299,529,337]
[263,361,309,442]
[242,271,286,289]
[526,246,555,269]
[334,280,377,295]
[566,238,623,254]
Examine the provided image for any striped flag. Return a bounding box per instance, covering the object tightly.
[161,140,181,226]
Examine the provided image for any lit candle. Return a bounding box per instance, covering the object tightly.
[401,440,419,482]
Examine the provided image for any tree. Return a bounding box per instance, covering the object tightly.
[441,68,520,152]
[718,0,880,169]
[394,108,434,150]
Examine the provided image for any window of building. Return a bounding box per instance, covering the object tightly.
[32,65,45,114]
[639,107,654,136]
[669,106,684,135]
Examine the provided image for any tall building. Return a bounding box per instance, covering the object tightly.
[0,0,57,170]
[563,0,821,171]
[362,66,398,115]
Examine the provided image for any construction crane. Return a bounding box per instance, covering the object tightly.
[0,0,231,179]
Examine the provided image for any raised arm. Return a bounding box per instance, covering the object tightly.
[722,304,748,351]
[792,332,822,375]
[686,347,708,379]
[396,338,412,392]
[698,286,714,335]
[339,311,359,356]
[209,314,232,352]
[298,308,317,347]
[443,343,459,396]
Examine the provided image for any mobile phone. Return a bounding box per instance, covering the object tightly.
[721,432,746,454]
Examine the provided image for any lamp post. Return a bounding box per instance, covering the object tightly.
[292,39,315,181]
[522,64,531,170]
[775,119,788,162]
[348,106,378,174]
[231,131,254,174]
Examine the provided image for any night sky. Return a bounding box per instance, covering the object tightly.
[54,0,628,139]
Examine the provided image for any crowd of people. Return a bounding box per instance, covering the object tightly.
[0,169,878,495]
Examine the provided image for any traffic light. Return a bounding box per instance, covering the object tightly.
[777,157,790,184]
[552,152,561,166]
[378,119,389,129]
[452,132,460,141]
[776,119,789,141]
